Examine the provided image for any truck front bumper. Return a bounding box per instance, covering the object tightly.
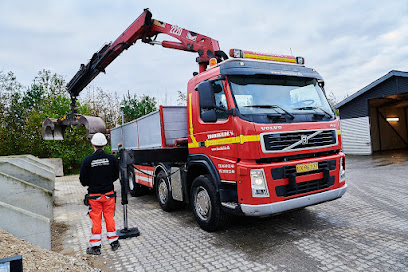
[240,184,347,216]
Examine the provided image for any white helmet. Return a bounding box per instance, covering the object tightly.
[91,133,107,146]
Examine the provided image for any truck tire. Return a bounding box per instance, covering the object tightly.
[128,167,147,197]
[191,175,228,232]
[156,170,174,212]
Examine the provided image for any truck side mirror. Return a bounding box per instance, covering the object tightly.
[197,81,216,109]
[201,109,217,123]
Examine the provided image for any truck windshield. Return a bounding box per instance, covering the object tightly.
[228,75,334,122]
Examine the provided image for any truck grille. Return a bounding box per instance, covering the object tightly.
[275,176,335,197]
[262,129,337,152]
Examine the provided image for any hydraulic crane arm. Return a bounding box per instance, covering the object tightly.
[43,8,227,140]
[66,9,153,98]
[67,8,225,99]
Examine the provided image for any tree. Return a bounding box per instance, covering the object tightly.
[0,71,24,154]
[0,70,93,173]
[0,71,22,100]
[121,91,157,123]
[325,90,340,116]
[177,90,187,106]
[80,86,121,129]
[326,90,338,108]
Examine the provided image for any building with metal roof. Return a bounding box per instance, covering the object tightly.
[335,70,408,155]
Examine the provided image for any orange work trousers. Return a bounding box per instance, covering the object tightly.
[88,191,118,247]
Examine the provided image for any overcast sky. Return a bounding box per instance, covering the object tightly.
[1,0,407,105]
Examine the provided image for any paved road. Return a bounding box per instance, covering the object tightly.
[54,151,408,271]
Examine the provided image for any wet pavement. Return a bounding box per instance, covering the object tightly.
[53,151,408,271]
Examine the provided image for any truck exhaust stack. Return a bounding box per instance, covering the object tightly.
[42,114,106,140]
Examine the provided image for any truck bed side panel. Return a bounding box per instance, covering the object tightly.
[111,106,187,152]
[162,106,187,146]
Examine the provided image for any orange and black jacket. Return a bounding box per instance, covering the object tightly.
[80,149,120,194]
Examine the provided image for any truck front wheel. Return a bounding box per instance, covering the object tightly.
[191,175,227,232]
[156,170,174,212]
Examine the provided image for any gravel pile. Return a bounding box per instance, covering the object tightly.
[0,229,101,272]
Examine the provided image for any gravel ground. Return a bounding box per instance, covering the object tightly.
[0,227,100,271]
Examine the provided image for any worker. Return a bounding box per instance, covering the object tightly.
[80,132,120,255]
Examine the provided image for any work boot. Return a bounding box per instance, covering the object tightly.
[86,245,101,255]
[110,240,120,251]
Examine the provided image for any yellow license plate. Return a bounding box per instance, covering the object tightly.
[296,162,318,173]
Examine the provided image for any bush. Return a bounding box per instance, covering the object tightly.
[0,70,158,174]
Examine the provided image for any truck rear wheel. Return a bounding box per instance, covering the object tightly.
[128,167,147,197]
[191,175,228,232]
[156,170,174,212]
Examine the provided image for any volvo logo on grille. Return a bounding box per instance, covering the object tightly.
[263,130,336,152]
[300,135,309,145]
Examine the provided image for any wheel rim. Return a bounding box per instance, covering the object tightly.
[158,178,168,204]
[195,186,211,221]
[129,172,134,191]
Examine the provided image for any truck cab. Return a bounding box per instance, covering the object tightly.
[185,51,346,230]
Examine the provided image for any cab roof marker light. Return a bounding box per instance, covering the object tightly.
[244,51,296,63]
[230,49,244,58]
[296,56,305,65]
[229,48,304,64]
[209,57,218,67]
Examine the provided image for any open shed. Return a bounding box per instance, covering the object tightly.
[335,70,408,155]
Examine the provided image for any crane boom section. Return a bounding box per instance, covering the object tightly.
[43,8,225,141]
[67,9,221,99]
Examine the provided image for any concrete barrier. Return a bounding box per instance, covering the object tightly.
[41,158,63,177]
[0,172,53,219]
[0,200,51,250]
[7,154,55,170]
[0,161,54,192]
[0,155,55,250]
[0,156,55,183]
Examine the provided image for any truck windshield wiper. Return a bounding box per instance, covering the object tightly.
[293,106,333,118]
[244,104,294,119]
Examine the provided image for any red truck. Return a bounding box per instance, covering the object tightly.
[43,9,347,231]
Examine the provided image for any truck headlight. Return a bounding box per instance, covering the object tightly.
[340,157,346,182]
[250,169,269,197]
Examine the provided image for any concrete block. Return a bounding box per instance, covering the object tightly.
[41,158,64,177]
[0,156,55,181]
[0,161,54,191]
[0,172,53,220]
[0,200,51,250]
[6,155,55,172]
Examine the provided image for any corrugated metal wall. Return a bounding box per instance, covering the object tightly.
[397,77,408,93]
[340,117,372,155]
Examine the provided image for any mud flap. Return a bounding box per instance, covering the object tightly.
[42,114,106,140]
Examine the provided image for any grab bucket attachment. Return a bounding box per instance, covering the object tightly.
[42,114,106,140]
